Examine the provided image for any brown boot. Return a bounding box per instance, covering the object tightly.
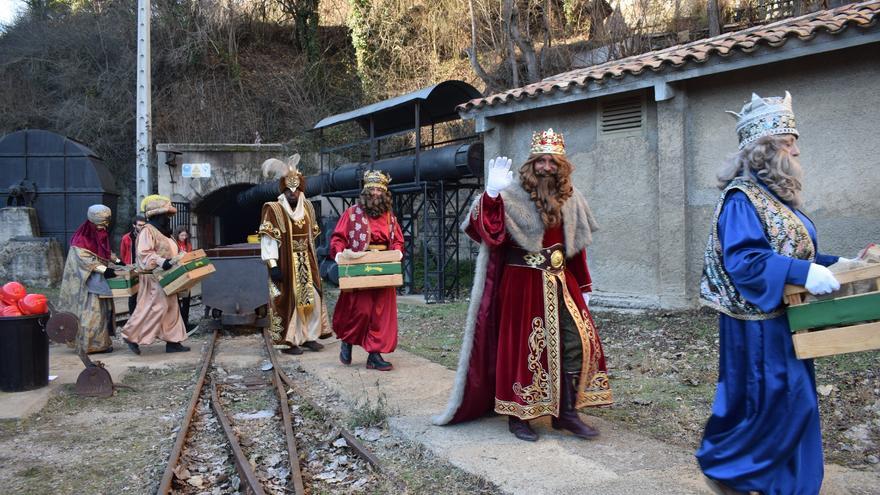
[551,371,599,439]
[508,416,538,442]
[302,340,324,352]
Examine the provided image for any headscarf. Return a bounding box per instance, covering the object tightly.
[70,205,112,260]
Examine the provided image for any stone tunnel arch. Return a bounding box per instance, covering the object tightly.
[190,183,262,249]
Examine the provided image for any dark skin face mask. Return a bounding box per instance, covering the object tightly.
[148,215,173,236]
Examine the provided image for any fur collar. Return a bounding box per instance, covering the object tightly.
[497,182,599,257]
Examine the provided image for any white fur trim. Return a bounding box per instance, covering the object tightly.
[433,196,487,425]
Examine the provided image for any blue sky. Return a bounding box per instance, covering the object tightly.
[0,0,26,27]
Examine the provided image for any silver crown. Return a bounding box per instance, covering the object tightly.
[727,91,798,150]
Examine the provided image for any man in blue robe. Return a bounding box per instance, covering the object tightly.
[697,92,843,495]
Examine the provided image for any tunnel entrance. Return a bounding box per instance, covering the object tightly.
[194,183,263,248]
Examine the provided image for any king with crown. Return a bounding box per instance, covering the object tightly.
[696,92,843,495]
[259,155,332,355]
[434,129,612,442]
[329,170,405,371]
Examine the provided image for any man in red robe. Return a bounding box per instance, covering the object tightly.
[329,170,404,371]
[434,129,612,442]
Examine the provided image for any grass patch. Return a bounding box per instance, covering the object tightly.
[348,390,390,429]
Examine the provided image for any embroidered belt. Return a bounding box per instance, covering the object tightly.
[507,244,565,273]
[368,244,388,251]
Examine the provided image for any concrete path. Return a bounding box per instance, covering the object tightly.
[286,339,880,495]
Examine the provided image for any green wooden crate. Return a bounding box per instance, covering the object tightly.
[338,262,402,278]
[160,258,213,287]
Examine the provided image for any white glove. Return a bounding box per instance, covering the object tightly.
[582,292,591,307]
[334,252,342,263]
[485,156,513,198]
[805,263,840,295]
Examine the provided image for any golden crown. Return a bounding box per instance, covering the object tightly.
[363,170,391,191]
[530,128,565,155]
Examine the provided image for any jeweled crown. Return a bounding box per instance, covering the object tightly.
[362,170,391,191]
[530,128,565,155]
[728,91,798,150]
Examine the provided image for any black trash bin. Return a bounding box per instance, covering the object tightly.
[0,313,50,392]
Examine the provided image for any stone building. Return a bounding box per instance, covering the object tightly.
[458,2,880,309]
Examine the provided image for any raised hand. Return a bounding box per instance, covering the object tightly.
[485,156,514,198]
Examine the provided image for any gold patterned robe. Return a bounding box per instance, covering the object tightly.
[58,246,113,353]
[259,193,331,346]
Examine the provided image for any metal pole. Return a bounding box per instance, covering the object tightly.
[136,0,152,209]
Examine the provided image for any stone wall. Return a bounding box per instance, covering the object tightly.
[0,208,63,287]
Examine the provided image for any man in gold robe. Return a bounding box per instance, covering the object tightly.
[259,156,331,354]
[58,204,117,354]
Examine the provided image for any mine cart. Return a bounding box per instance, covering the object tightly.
[200,244,269,330]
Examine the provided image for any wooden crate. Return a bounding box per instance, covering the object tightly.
[784,264,880,359]
[99,269,139,298]
[160,258,216,296]
[337,250,403,290]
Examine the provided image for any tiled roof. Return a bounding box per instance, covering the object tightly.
[459,1,880,112]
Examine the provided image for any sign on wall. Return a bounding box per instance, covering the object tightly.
[182,163,212,178]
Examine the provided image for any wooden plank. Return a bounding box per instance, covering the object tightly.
[162,264,216,296]
[178,249,207,264]
[337,250,402,265]
[338,273,403,290]
[792,321,880,359]
[786,290,880,332]
[784,264,880,297]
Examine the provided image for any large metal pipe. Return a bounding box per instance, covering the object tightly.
[236,142,483,206]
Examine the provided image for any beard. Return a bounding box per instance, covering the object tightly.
[360,191,392,218]
[520,161,572,228]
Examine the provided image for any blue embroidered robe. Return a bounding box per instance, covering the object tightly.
[696,186,838,495]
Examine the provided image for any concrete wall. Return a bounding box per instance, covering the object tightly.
[685,45,880,297]
[479,42,880,310]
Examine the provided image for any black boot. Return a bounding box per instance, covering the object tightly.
[302,341,324,352]
[281,345,303,355]
[366,352,393,371]
[339,342,352,365]
[166,342,191,353]
[551,371,599,439]
[124,338,141,355]
[508,416,539,442]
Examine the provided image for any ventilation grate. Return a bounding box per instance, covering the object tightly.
[599,96,645,136]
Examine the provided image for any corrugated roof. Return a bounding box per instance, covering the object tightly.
[459,1,880,112]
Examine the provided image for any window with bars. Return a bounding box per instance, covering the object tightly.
[598,95,645,138]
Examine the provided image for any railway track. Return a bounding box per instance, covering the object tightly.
[157,329,394,494]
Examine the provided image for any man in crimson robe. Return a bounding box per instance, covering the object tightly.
[434,129,612,442]
[329,170,404,371]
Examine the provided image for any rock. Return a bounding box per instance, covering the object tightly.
[233,410,274,421]
[867,455,879,464]
[333,437,348,448]
[315,470,338,481]
[816,384,833,396]
[187,475,205,488]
